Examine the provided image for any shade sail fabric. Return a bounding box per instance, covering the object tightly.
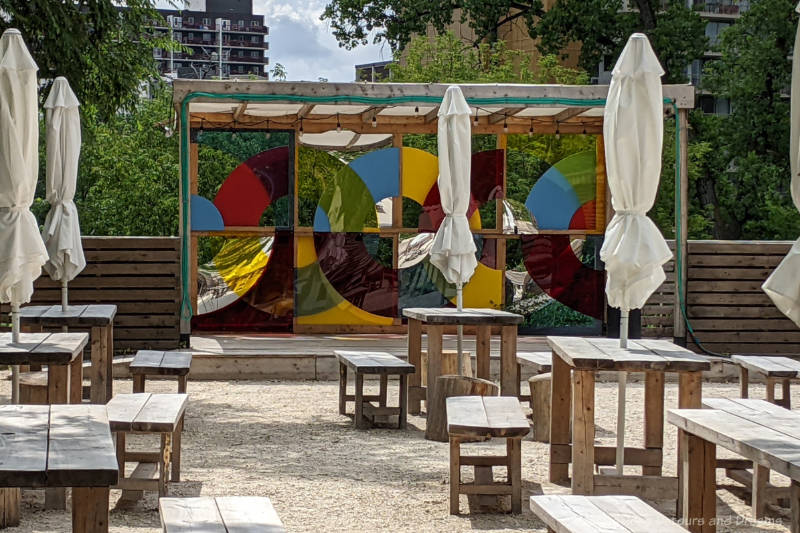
[42,76,85,283]
[600,33,672,311]
[429,85,477,286]
[763,3,800,326]
[0,29,47,306]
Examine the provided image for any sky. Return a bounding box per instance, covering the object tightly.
[156,0,391,81]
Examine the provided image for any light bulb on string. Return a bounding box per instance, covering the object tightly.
[502,116,508,134]
[299,118,304,138]
[473,109,479,126]
[528,120,534,138]
[414,105,419,114]
[336,114,342,133]
[371,115,377,128]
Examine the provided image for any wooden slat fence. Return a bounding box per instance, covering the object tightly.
[642,240,797,355]
[1,237,180,352]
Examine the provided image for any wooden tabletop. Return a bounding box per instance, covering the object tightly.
[530,494,688,532]
[129,350,192,376]
[0,404,118,488]
[547,336,711,372]
[160,496,285,532]
[731,354,800,378]
[0,332,88,365]
[334,350,415,374]
[669,398,800,480]
[19,304,117,327]
[446,396,530,438]
[107,393,188,433]
[402,307,523,325]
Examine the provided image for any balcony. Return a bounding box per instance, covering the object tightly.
[693,1,749,17]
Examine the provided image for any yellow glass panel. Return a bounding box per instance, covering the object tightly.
[449,263,503,308]
[469,210,481,230]
[297,299,394,326]
[296,235,318,268]
[401,147,439,204]
[215,237,271,297]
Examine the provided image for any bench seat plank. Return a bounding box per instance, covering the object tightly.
[334,350,414,374]
[215,496,286,533]
[107,393,187,433]
[130,351,192,376]
[401,307,523,325]
[160,497,227,533]
[106,393,151,432]
[0,405,49,487]
[130,350,166,371]
[47,404,118,487]
[516,352,551,373]
[731,355,800,378]
[0,332,87,365]
[530,495,687,533]
[160,496,285,533]
[447,396,529,438]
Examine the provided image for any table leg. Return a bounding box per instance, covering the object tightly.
[426,325,443,414]
[752,462,769,519]
[0,488,20,527]
[507,437,522,513]
[766,378,776,404]
[91,326,108,404]
[159,433,172,496]
[449,437,461,515]
[739,367,749,398]
[572,370,595,495]
[500,325,517,397]
[70,354,84,405]
[338,363,347,415]
[354,372,366,429]
[782,379,791,409]
[791,479,800,533]
[475,325,491,380]
[680,431,716,533]
[132,374,145,394]
[178,375,188,394]
[643,371,665,476]
[398,374,408,429]
[379,375,388,407]
[677,371,702,518]
[106,324,114,401]
[407,318,423,415]
[72,487,110,533]
[550,351,571,483]
[171,416,183,482]
[48,363,70,405]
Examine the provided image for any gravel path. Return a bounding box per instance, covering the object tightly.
[0,374,794,532]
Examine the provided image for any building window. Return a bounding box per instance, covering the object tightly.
[203,33,211,41]
[251,51,259,58]
[251,20,260,27]
[186,17,194,24]
[238,20,244,27]
[202,17,209,26]
[188,32,194,40]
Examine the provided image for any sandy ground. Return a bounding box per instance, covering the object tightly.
[0,374,796,532]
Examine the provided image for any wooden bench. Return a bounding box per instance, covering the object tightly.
[107,393,188,499]
[130,350,192,393]
[446,396,530,514]
[731,354,800,408]
[669,398,800,533]
[160,496,285,532]
[530,494,688,532]
[335,350,414,429]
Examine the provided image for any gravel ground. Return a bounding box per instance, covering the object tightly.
[0,373,795,532]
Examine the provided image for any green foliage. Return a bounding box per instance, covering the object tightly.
[270,63,288,81]
[0,0,174,119]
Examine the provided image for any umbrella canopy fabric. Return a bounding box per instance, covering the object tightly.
[0,28,47,306]
[600,33,672,312]
[763,2,800,326]
[429,85,477,287]
[42,76,85,283]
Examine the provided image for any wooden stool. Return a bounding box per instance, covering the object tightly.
[530,494,688,532]
[160,496,285,532]
[516,351,551,402]
[335,350,414,429]
[130,351,192,393]
[447,396,530,514]
[426,375,497,442]
[732,354,800,408]
[107,393,187,497]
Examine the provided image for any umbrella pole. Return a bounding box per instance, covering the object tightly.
[617,310,629,475]
[457,283,464,376]
[10,304,20,404]
[61,280,68,312]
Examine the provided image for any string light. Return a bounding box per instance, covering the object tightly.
[336,113,342,133]
[528,120,534,137]
[502,115,508,134]
[473,108,479,126]
[371,115,377,128]
[555,123,560,140]
[414,105,419,114]
[299,118,304,137]
[265,119,271,139]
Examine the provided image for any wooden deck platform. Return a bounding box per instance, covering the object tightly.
[185,334,550,380]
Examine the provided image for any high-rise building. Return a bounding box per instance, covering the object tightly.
[150,0,269,79]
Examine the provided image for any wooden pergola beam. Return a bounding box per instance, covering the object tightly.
[553,107,586,122]
[424,106,440,123]
[489,107,525,124]
[297,104,315,117]
[233,103,248,121]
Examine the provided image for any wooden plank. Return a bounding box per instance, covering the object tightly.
[132,394,188,433]
[482,397,530,437]
[590,494,686,533]
[0,405,49,487]
[550,349,571,483]
[106,393,151,432]
[572,370,595,495]
[71,486,110,533]
[731,355,800,378]
[160,497,226,533]
[702,398,800,442]
[688,241,792,254]
[529,494,605,533]
[158,352,193,375]
[402,307,523,325]
[333,350,414,373]
[215,496,286,533]
[47,404,118,487]
[0,332,85,365]
[516,351,551,373]
[129,350,166,371]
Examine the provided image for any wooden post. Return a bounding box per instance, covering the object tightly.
[0,488,20,528]
[475,325,491,380]
[680,432,716,533]
[449,437,461,515]
[407,318,423,414]
[572,370,595,495]
[189,142,199,317]
[426,325,444,412]
[354,372,365,429]
[739,367,749,399]
[752,462,769,519]
[500,325,517,397]
[90,326,108,404]
[72,487,110,533]
[338,363,347,415]
[674,108,689,346]
[643,371,665,476]
[550,352,571,483]
[677,370,702,518]
[507,437,522,513]
[70,354,83,405]
[791,480,800,533]
[105,324,114,400]
[398,374,408,429]
[172,417,183,482]
[392,134,403,326]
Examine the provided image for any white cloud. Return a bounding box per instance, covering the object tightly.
[156,0,392,81]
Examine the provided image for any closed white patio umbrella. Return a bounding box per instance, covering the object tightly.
[763,2,800,325]
[430,85,477,370]
[601,33,672,474]
[0,29,48,402]
[42,76,85,311]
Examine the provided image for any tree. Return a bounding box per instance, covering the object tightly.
[270,63,288,81]
[0,0,173,118]
[322,0,706,83]
[696,0,800,239]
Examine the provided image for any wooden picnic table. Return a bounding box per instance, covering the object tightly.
[402,308,523,416]
[547,336,710,497]
[20,305,117,403]
[0,404,119,532]
[731,354,800,408]
[669,398,800,533]
[0,332,88,405]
